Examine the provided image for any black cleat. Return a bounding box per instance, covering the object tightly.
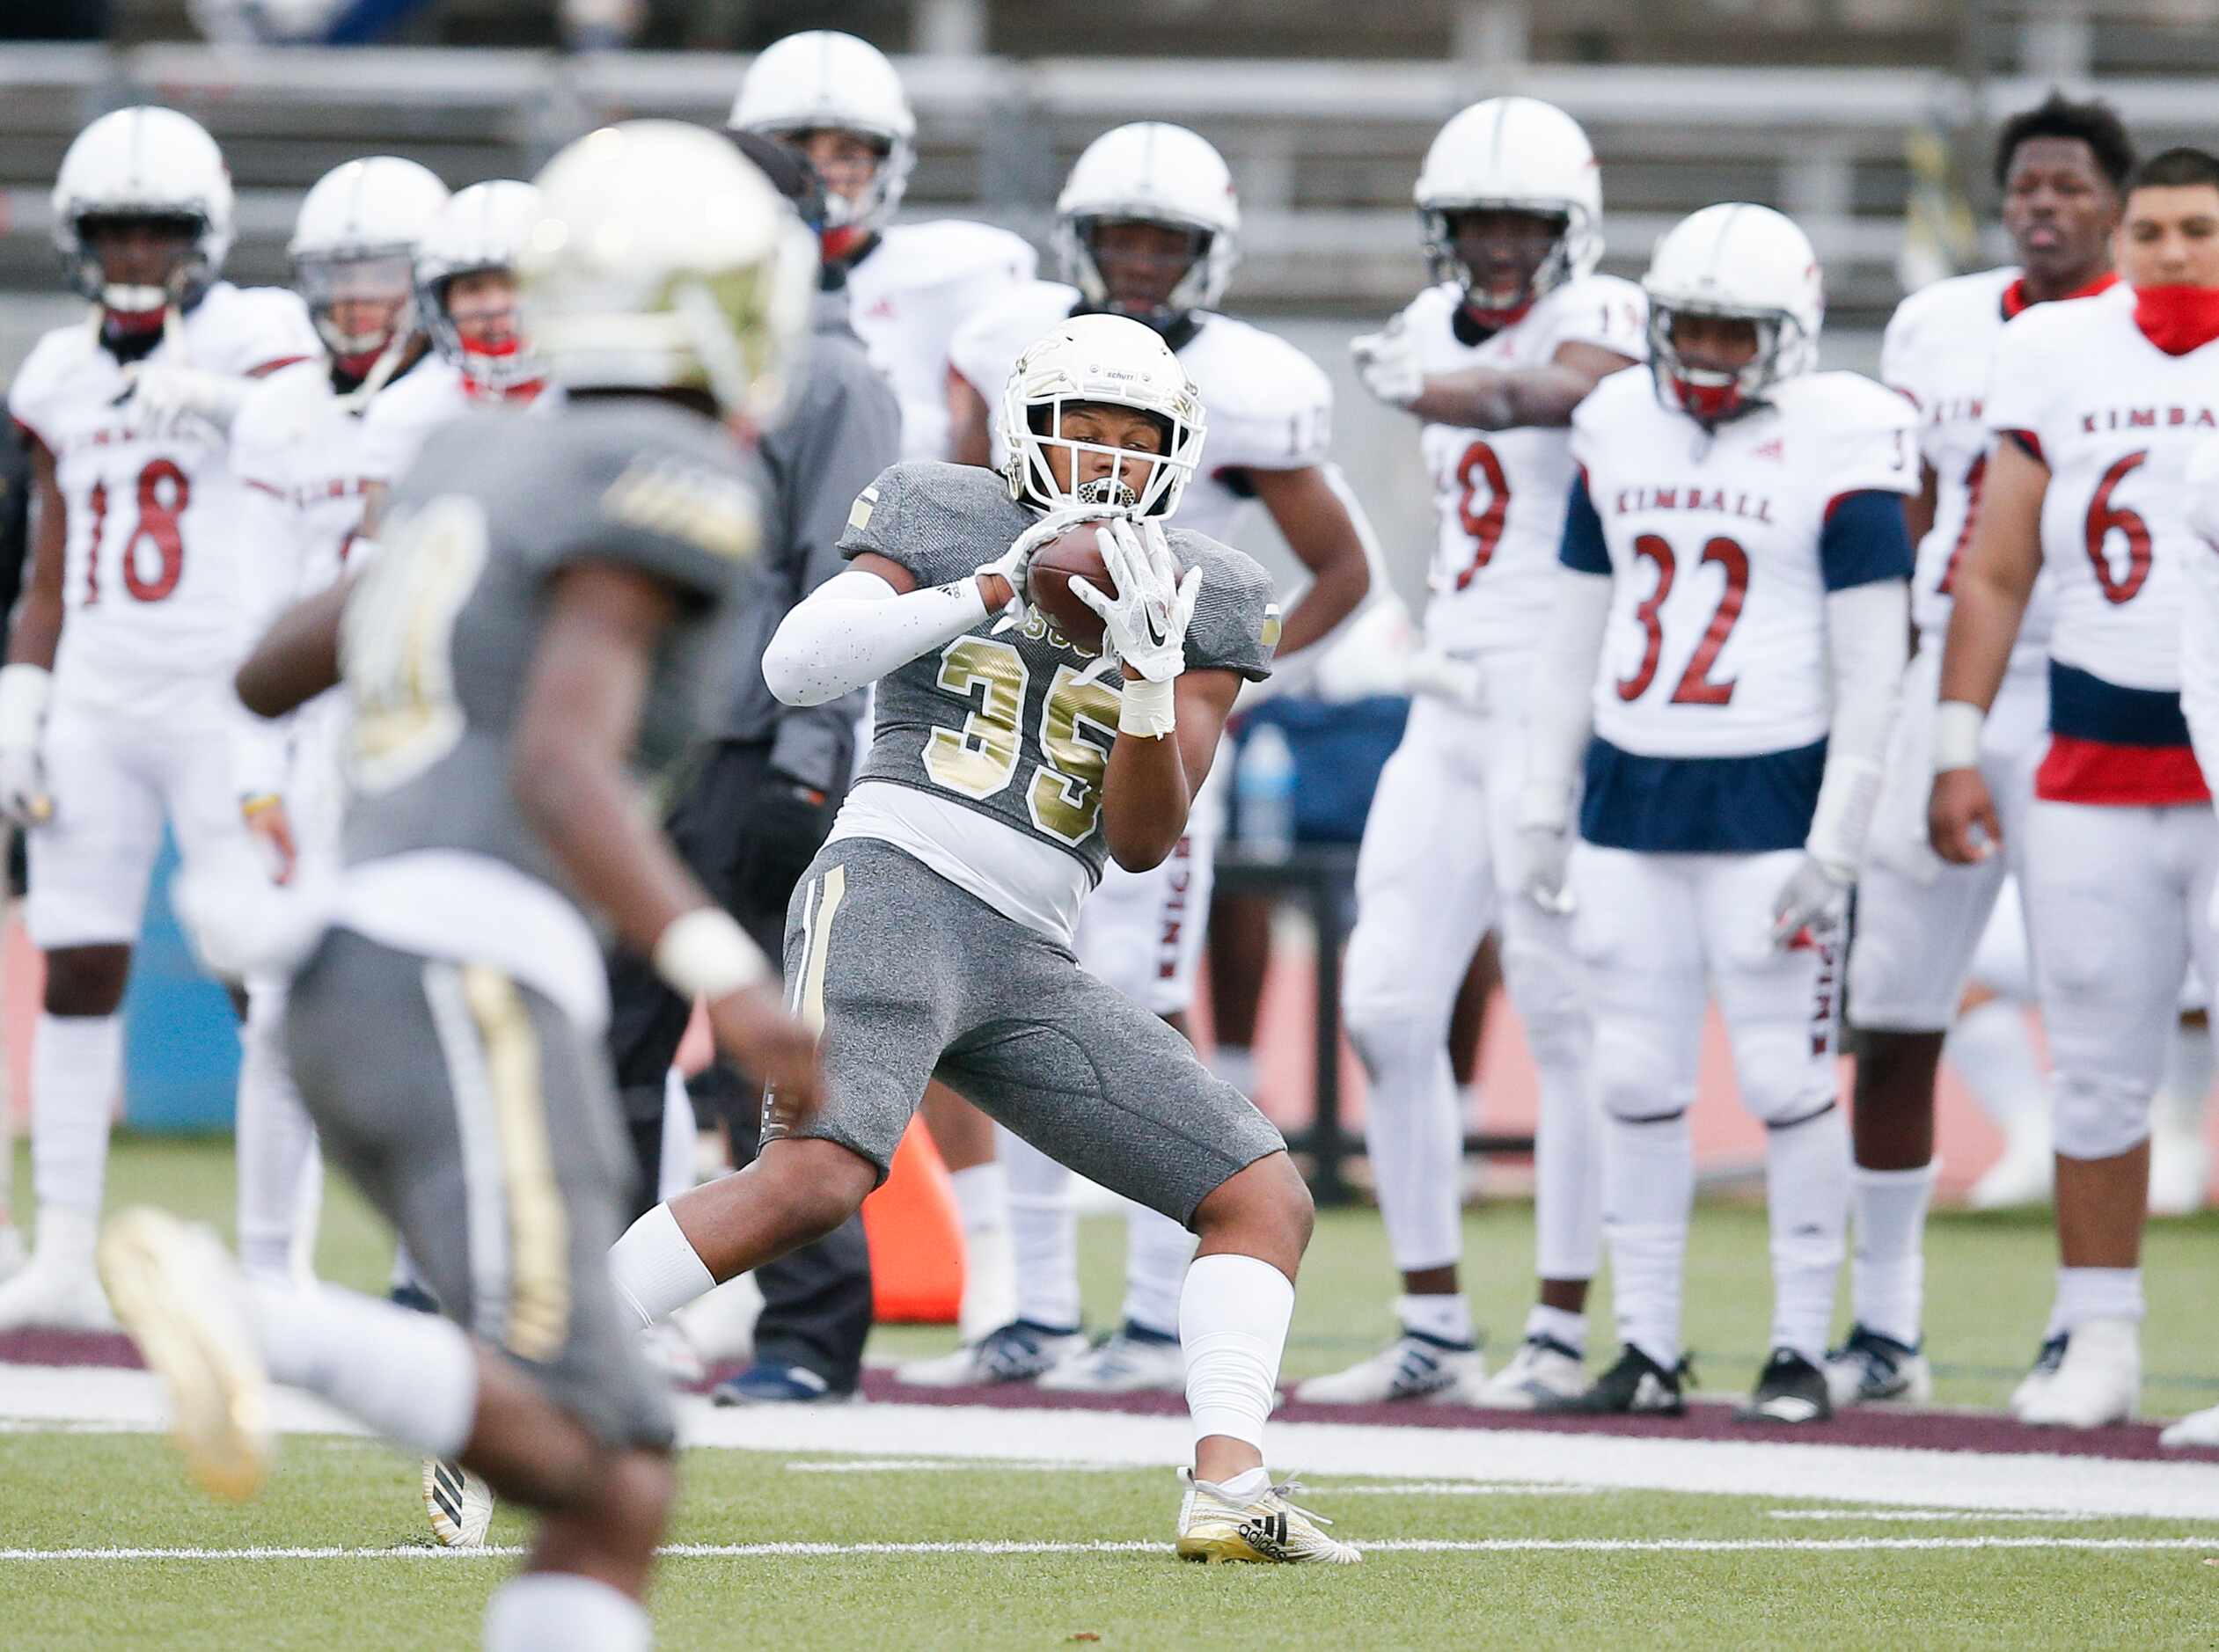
[1542,1343,1690,1416]
[1736,1348,1834,1424]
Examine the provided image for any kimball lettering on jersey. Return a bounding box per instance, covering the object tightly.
[1614,486,1777,525]
[2080,405,2219,434]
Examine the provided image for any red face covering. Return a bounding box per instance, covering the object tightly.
[2132,284,2219,355]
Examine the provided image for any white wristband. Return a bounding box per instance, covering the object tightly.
[0,663,51,746]
[1117,673,1177,739]
[652,907,773,1001]
[1932,700,1985,772]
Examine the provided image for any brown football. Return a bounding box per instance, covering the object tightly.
[1026,520,1118,654]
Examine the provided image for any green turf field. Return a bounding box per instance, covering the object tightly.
[4,1137,2217,1650]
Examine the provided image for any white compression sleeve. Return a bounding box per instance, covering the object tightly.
[1519,568,1613,828]
[763,568,989,707]
[1809,581,1911,875]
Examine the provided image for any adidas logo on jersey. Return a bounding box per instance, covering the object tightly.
[1751,438,1784,462]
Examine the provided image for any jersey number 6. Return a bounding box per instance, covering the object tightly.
[2084,450,2151,607]
[926,635,1124,846]
[1615,532,1749,705]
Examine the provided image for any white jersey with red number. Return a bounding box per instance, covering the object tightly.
[1882,265,2058,664]
[846,220,1037,463]
[948,279,1334,547]
[1571,366,1917,759]
[1404,274,1647,657]
[7,283,318,713]
[1985,283,2219,804]
[356,355,470,487]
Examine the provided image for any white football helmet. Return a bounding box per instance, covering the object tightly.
[416,180,543,397]
[728,30,915,234]
[518,121,817,425]
[51,106,236,323]
[1054,122,1241,331]
[1643,202,1823,426]
[1415,97,1602,325]
[1001,313,1207,519]
[290,157,450,378]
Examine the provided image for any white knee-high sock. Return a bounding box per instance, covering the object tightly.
[607,1202,714,1328]
[657,1067,698,1202]
[1766,1107,1850,1365]
[999,1124,1081,1331]
[1347,1012,1463,1272]
[948,1158,1018,1341]
[1528,1020,1600,1283]
[1946,998,2047,1142]
[1602,1112,1694,1369]
[1181,1253,1294,1451]
[30,1012,124,1242]
[1849,1160,1937,1347]
[1120,1202,1197,1338]
[235,990,323,1283]
[2157,1021,2215,1133]
[248,1280,477,1458]
[486,1575,650,1652]
[2054,1265,2144,1330]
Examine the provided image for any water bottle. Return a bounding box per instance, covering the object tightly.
[1237,722,1297,865]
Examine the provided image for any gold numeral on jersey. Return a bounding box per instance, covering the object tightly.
[1029,664,1122,845]
[343,495,490,794]
[925,636,1029,799]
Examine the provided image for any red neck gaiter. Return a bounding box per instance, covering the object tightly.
[2133,284,2219,355]
[1999,268,2119,319]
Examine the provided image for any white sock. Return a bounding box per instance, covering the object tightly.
[1946,998,2047,1141]
[1765,1107,1849,1366]
[1849,1160,1937,1347]
[1347,1011,1463,1273]
[1603,1112,1694,1369]
[656,1068,697,1202]
[607,1202,715,1328]
[2156,1022,2215,1135]
[1120,1202,1196,1338]
[2054,1266,2145,1330]
[1395,1290,1474,1348]
[30,1012,122,1229]
[947,1159,1019,1339]
[1522,985,1600,1284]
[999,1125,1081,1330]
[1524,1301,1587,1355]
[235,989,323,1283]
[249,1279,477,1458]
[1182,1253,1294,1451]
[486,1574,650,1652]
[1211,1045,1261,1098]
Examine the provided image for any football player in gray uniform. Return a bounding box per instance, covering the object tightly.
[95,123,823,1652]
[609,313,1358,1565]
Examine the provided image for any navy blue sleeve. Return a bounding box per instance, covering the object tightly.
[1819,488,1915,591]
[1558,469,1612,574]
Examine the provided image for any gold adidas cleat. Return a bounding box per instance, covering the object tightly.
[423,1457,496,1547]
[98,1207,272,1502]
[1175,1469,1361,1564]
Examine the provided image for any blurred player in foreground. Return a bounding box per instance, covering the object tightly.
[610,315,1361,1563]
[1301,98,1644,1410]
[1833,91,2133,1408]
[1524,202,1915,1424]
[97,122,824,1651]
[1930,146,2219,1429]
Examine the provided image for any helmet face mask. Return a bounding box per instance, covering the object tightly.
[297,250,416,376]
[1647,303,1794,426]
[1639,201,1824,428]
[1414,98,1604,330]
[71,212,207,329]
[416,180,543,397]
[1053,122,1241,335]
[1066,217,1214,330]
[1000,313,1207,519]
[1424,203,1581,326]
[51,107,237,330]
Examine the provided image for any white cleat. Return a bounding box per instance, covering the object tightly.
[2148,1124,2210,1217]
[0,1249,121,1333]
[2009,1333,2069,1417]
[96,1207,271,1502]
[2018,1317,2139,1429]
[1175,1469,1360,1565]
[636,1319,707,1387]
[1474,1334,1586,1410]
[422,1457,495,1547]
[2159,1404,2219,1450]
[894,1319,1088,1388]
[1037,1325,1186,1393]
[1293,1333,1488,1407]
[1967,1131,2053,1210]
[1822,1324,1935,1409]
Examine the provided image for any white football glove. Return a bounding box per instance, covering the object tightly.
[1405,647,1486,712]
[0,663,53,826]
[1769,852,1852,949]
[1518,824,1575,917]
[122,363,250,441]
[1350,323,1424,408]
[1071,516,1201,685]
[978,505,1123,632]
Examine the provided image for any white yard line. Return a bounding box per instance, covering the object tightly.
[0,1537,2212,1562]
[10,1363,2219,1523]
[1769,1509,2105,1523]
